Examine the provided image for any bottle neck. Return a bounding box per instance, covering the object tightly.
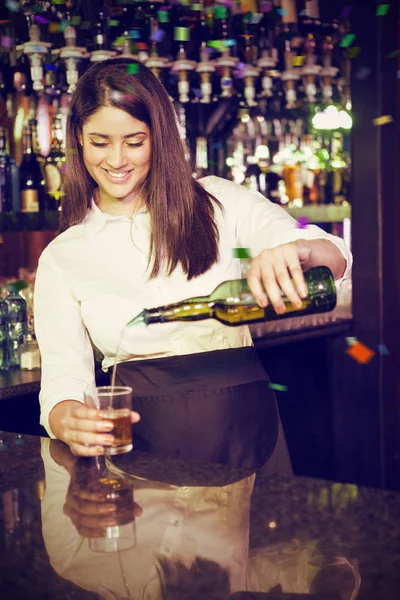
[22,129,34,156]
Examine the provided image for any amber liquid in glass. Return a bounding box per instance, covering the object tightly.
[103,409,132,454]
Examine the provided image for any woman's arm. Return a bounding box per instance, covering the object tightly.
[295,238,347,280]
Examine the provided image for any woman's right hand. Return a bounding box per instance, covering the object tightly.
[48,400,141,456]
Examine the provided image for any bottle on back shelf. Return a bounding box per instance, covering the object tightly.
[5,281,28,368]
[0,297,11,371]
[19,332,41,371]
[127,266,337,328]
[44,113,65,210]
[19,122,47,213]
[0,126,20,213]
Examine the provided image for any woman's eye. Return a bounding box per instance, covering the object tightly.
[90,142,145,148]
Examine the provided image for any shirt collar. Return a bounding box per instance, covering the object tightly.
[85,197,148,239]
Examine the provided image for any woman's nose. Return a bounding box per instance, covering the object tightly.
[106,145,127,169]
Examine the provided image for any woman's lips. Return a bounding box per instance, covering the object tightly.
[102,169,133,184]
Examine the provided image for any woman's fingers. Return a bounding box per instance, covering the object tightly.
[248,244,309,314]
[130,411,141,423]
[271,247,303,310]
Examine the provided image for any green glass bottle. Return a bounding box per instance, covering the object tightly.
[127,266,336,328]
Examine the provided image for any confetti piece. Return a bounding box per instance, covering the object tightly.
[373,115,393,126]
[298,9,309,16]
[233,247,251,259]
[297,216,309,229]
[109,19,120,27]
[157,10,170,23]
[346,46,361,58]
[377,344,389,356]
[277,8,287,16]
[376,4,390,16]
[340,33,356,48]
[339,5,353,19]
[126,63,139,75]
[0,35,11,49]
[151,29,166,43]
[48,22,60,33]
[250,13,263,24]
[34,16,49,24]
[174,27,190,42]
[52,0,65,3]
[386,50,400,58]
[44,63,57,71]
[70,16,81,26]
[346,342,375,365]
[269,383,288,392]
[191,4,202,11]
[129,30,141,39]
[293,55,305,67]
[113,36,126,47]
[355,66,372,80]
[260,1,273,13]
[5,0,20,11]
[346,336,358,346]
[215,6,228,19]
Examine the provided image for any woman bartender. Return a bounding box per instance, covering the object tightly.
[34,58,352,472]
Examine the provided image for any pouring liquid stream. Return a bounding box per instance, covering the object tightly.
[110,312,146,393]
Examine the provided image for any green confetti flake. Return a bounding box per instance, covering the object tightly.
[109,19,120,27]
[126,63,139,75]
[157,10,170,23]
[376,4,390,16]
[269,383,288,392]
[191,3,202,10]
[339,33,356,48]
[386,50,400,58]
[52,0,65,4]
[113,36,126,46]
[214,6,228,19]
[233,248,251,259]
[70,16,81,26]
[174,27,190,42]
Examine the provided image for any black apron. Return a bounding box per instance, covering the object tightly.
[114,346,292,473]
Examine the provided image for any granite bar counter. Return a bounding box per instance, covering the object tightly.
[0,430,399,600]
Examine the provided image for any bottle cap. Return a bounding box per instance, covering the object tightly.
[7,280,28,293]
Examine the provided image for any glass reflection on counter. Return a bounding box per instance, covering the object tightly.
[40,439,361,600]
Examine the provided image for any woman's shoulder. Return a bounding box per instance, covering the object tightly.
[38,221,87,266]
[198,175,251,204]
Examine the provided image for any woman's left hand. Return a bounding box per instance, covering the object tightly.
[247,240,312,314]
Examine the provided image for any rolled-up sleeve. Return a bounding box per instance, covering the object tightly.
[34,248,96,438]
[230,183,352,285]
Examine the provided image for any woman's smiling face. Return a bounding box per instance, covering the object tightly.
[80,105,151,211]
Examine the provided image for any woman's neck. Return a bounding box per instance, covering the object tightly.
[94,188,146,218]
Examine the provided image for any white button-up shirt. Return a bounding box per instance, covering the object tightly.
[34,176,352,437]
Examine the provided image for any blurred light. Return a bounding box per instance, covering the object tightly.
[268,521,277,529]
[14,107,25,141]
[256,115,265,122]
[255,144,270,160]
[241,114,250,123]
[246,155,258,164]
[312,105,353,130]
[226,157,234,167]
[338,110,352,129]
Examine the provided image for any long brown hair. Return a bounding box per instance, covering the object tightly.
[61,57,223,280]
